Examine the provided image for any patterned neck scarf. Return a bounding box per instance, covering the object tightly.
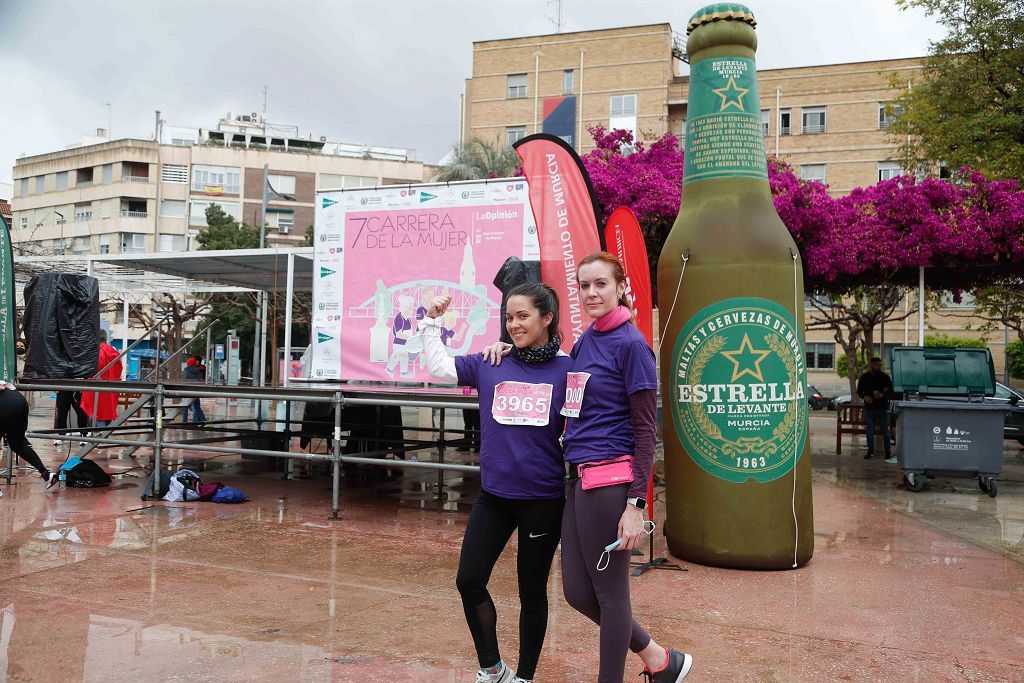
[512,336,562,364]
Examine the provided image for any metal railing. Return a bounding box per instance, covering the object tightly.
[672,31,687,63]
[11,379,480,519]
[120,210,148,218]
[122,175,149,183]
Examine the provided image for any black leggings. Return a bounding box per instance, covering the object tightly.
[562,479,652,683]
[456,490,563,679]
[54,390,89,436]
[0,389,49,477]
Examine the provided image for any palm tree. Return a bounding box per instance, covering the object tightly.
[434,138,520,182]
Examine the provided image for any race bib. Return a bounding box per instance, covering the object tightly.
[560,372,591,418]
[492,381,553,426]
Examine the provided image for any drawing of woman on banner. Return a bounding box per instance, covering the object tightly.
[384,295,416,379]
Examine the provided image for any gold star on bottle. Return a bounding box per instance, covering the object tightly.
[712,76,749,112]
[720,333,772,382]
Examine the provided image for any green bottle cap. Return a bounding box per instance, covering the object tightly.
[686,3,757,35]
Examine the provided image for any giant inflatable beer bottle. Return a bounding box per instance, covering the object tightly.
[658,3,813,569]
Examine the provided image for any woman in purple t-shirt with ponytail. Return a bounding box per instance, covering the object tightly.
[420,282,572,683]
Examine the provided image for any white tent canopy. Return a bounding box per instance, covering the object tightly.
[16,247,314,293]
[16,248,315,386]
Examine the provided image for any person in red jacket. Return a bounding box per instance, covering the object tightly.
[81,331,123,428]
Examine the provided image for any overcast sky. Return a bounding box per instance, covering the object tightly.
[0,1,943,183]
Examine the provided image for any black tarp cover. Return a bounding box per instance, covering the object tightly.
[23,273,100,379]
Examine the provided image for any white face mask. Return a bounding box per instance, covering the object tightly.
[596,521,656,571]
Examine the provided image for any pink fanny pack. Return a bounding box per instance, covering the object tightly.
[578,456,634,490]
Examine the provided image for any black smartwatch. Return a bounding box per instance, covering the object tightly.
[627,496,647,510]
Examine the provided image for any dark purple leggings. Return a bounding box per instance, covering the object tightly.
[561,478,651,682]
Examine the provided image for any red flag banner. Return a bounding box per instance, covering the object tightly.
[514,134,603,352]
[604,206,656,520]
[604,206,653,347]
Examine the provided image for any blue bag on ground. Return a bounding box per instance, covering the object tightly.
[210,486,247,504]
[58,456,83,471]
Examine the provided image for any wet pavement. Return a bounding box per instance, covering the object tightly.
[1,412,1022,681]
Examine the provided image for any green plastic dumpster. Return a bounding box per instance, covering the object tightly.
[891,347,1009,496]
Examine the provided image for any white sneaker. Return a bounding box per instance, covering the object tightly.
[43,472,59,491]
[52,439,63,447]
[885,456,897,464]
[475,662,514,683]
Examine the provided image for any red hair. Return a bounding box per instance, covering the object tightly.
[578,251,633,312]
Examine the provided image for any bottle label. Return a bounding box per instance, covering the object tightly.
[683,57,768,184]
[670,297,807,483]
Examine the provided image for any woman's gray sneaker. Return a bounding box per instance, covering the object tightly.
[641,649,693,682]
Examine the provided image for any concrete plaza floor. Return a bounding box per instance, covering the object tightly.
[0,407,1022,682]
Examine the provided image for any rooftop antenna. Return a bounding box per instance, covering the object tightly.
[547,0,565,33]
[261,85,268,133]
[103,102,112,139]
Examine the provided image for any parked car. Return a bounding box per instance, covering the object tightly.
[994,383,1024,446]
[829,394,851,411]
[829,383,1023,446]
[807,385,829,410]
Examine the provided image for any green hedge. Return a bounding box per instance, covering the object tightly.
[923,334,987,349]
[836,351,871,379]
[837,335,989,379]
[1008,339,1024,380]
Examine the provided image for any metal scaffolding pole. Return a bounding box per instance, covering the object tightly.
[331,391,343,519]
[152,385,164,496]
[283,252,294,387]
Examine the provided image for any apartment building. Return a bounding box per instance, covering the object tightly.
[463,23,921,196]
[10,113,429,256]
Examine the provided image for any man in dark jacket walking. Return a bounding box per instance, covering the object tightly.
[857,357,894,461]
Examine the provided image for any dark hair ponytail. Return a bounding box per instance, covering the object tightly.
[507,282,561,344]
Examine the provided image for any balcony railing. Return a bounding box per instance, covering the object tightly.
[803,123,826,134]
[120,210,148,218]
[74,212,92,222]
[122,175,149,183]
[672,31,687,63]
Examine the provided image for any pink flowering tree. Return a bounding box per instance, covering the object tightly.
[582,127,1024,394]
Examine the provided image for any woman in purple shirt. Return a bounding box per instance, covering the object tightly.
[420,283,572,683]
[561,252,692,683]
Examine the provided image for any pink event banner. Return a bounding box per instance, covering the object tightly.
[312,182,537,382]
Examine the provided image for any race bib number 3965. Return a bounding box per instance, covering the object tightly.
[492,381,553,426]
